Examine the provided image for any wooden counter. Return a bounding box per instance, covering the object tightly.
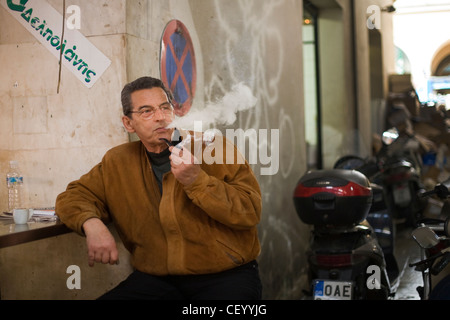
[0,218,71,249]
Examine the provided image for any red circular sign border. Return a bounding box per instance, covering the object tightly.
[160,19,197,117]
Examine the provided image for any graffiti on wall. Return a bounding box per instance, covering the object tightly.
[198,0,306,298]
[207,0,296,181]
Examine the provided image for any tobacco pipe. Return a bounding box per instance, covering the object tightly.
[159,128,217,150]
[159,128,182,148]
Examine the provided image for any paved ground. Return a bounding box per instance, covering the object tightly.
[393,224,422,300]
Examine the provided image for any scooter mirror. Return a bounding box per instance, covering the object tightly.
[412,226,440,249]
[382,127,399,146]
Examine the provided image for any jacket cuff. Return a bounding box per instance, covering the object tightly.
[70,212,102,236]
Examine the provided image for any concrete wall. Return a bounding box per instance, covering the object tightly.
[0,0,132,299]
[0,0,395,300]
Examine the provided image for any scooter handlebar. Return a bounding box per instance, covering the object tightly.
[424,177,450,199]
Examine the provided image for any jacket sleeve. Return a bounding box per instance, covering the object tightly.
[55,162,110,235]
[183,136,262,230]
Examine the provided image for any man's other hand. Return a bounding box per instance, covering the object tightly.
[82,218,119,267]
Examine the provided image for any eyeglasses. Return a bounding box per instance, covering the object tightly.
[128,102,174,120]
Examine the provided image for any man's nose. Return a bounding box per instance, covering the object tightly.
[153,108,165,120]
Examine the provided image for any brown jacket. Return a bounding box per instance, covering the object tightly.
[55,137,262,275]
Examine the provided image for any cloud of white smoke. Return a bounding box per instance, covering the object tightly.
[167,82,257,130]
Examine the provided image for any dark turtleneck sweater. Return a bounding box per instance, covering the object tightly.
[146,148,171,193]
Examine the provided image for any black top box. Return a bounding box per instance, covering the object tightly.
[293,169,373,227]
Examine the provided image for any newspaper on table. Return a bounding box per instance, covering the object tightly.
[32,207,58,222]
[32,207,56,216]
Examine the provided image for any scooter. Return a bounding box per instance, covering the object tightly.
[379,129,425,227]
[293,169,400,300]
[409,179,450,299]
[334,127,426,227]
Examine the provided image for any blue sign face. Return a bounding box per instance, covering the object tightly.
[161,20,196,116]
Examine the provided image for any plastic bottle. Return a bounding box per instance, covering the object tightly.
[6,160,23,212]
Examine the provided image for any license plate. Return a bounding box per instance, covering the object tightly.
[313,280,353,300]
[393,183,411,206]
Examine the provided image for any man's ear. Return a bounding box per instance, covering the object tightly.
[122,115,136,133]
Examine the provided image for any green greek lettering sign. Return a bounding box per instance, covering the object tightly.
[1,0,110,88]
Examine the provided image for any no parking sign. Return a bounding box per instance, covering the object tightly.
[160,20,197,116]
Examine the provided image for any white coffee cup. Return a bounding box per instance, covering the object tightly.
[13,208,33,224]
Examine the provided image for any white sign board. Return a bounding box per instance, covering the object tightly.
[1,0,111,88]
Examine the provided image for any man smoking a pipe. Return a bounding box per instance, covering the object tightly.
[55,76,262,299]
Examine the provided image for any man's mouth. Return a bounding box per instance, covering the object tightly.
[154,127,169,132]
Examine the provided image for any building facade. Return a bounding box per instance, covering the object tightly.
[0,0,396,299]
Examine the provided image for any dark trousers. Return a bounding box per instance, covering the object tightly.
[98,260,262,300]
